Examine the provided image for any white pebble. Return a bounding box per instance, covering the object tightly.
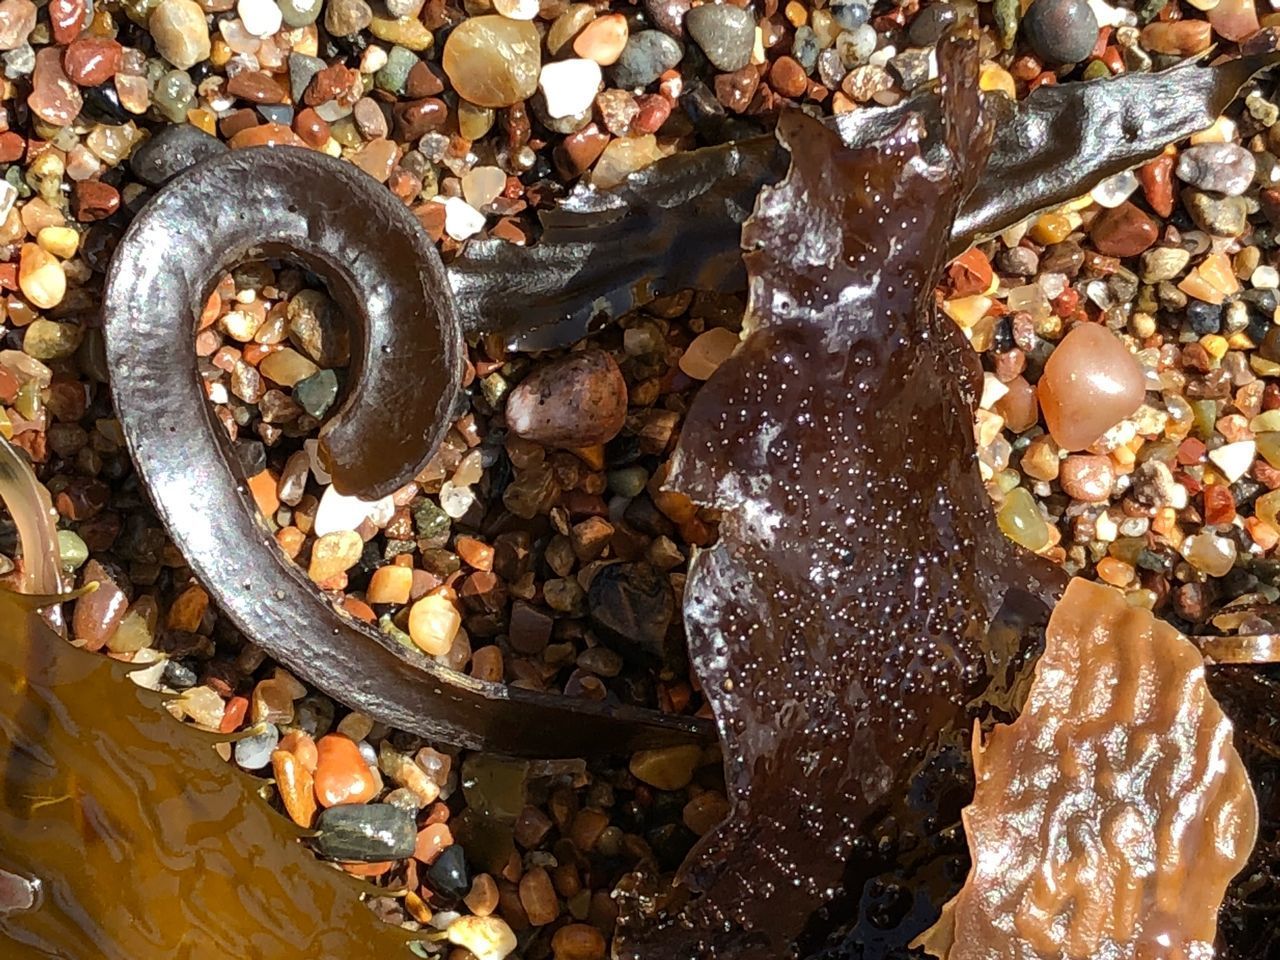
[494,0,539,18]
[1090,169,1139,209]
[360,45,388,73]
[447,916,517,960]
[0,180,16,222]
[1094,510,1118,542]
[1253,265,1279,290]
[442,196,486,241]
[438,480,477,519]
[462,165,507,209]
[979,372,1008,411]
[1209,439,1256,484]
[237,0,283,37]
[314,484,394,536]
[538,58,602,119]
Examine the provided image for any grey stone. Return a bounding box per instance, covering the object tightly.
[1176,143,1257,197]
[1022,0,1099,64]
[375,44,416,94]
[611,30,683,89]
[129,123,227,186]
[313,804,417,862]
[294,369,339,418]
[1184,189,1249,236]
[289,51,325,103]
[684,3,754,72]
[233,723,279,770]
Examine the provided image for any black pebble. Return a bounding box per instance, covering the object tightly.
[1022,0,1099,65]
[1187,300,1223,335]
[427,844,470,899]
[313,803,417,862]
[81,83,130,125]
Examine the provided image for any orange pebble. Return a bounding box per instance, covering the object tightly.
[414,821,453,864]
[272,748,317,828]
[248,469,280,518]
[278,729,318,771]
[313,734,379,807]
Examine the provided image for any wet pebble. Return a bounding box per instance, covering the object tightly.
[540,58,602,119]
[444,16,540,108]
[630,744,701,790]
[643,0,690,37]
[447,916,517,960]
[1022,0,1099,65]
[684,3,754,72]
[314,733,380,807]
[308,530,364,583]
[1058,455,1115,502]
[506,349,627,446]
[1037,323,1145,450]
[294,368,338,418]
[428,843,471,898]
[612,30,683,89]
[1088,201,1157,258]
[233,723,280,770]
[314,803,416,861]
[908,1,957,44]
[72,559,129,650]
[587,561,673,658]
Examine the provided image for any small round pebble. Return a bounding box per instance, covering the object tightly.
[1022,0,1099,65]
[1176,143,1257,197]
[234,723,280,769]
[237,0,282,37]
[447,915,517,960]
[149,0,212,70]
[611,30,684,89]
[443,16,541,108]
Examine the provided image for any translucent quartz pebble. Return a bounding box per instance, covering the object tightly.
[1037,322,1145,450]
[915,578,1257,960]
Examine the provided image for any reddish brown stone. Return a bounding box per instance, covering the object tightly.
[305,63,361,107]
[490,217,528,244]
[62,38,121,87]
[1139,153,1174,218]
[1204,483,1237,526]
[392,97,447,140]
[405,60,444,97]
[47,0,84,43]
[947,247,994,297]
[1140,20,1212,55]
[226,70,288,104]
[218,107,258,140]
[555,123,609,179]
[769,56,807,98]
[632,94,671,135]
[292,107,330,148]
[714,65,760,114]
[72,180,120,222]
[1260,187,1280,228]
[0,130,23,163]
[1088,201,1158,258]
[413,201,446,243]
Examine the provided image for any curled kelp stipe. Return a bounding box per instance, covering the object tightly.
[916,579,1257,960]
[0,436,62,599]
[102,147,711,757]
[0,439,417,960]
[451,51,1280,352]
[614,35,1065,960]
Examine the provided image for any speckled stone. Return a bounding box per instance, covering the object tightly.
[684,3,754,72]
[611,30,683,89]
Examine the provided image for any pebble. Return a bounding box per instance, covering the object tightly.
[308,530,363,583]
[314,803,416,861]
[1184,190,1248,236]
[443,16,540,108]
[428,843,470,898]
[369,16,434,51]
[1139,246,1191,284]
[324,0,371,36]
[22,318,78,359]
[314,485,394,538]
[0,0,34,51]
[506,349,628,446]
[447,916,517,960]
[278,0,321,25]
[1037,323,1145,450]
[587,561,673,658]
[679,327,739,379]
[612,31,683,89]
[1208,439,1256,483]
[72,559,129,650]
[272,748,317,826]
[408,593,461,656]
[574,13,628,66]
[150,0,211,70]
[238,0,282,37]
[552,924,608,960]
[643,0,691,37]
[368,565,413,605]
[442,196,486,241]
[908,1,956,44]
[1022,0,1098,64]
[685,3,755,72]
[18,243,64,309]
[259,348,319,387]
[314,733,379,807]
[129,124,227,186]
[1181,531,1237,577]
[1088,201,1158,257]
[540,59,602,120]
[630,744,701,790]
[1058,454,1115,502]
[1176,143,1256,196]
[29,47,81,126]
[234,723,280,769]
[997,486,1051,552]
[1140,20,1211,55]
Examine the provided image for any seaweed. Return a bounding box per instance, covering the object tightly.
[101,148,712,757]
[451,51,1280,351]
[613,36,1066,960]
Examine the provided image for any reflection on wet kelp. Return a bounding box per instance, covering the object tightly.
[0,438,415,960]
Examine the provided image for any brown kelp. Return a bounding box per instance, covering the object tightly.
[614,36,1066,960]
[450,51,1280,351]
[915,578,1256,960]
[0,435,417,959]
[101,147,712,758]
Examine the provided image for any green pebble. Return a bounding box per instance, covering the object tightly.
[996,487,1050,553]
[993,0,1019,50]
[58,530,88,571]
[23,319,83,361]
[154,69,196,125]
[607,466,648,498]
[294,368,338,418]
[375,45,417,95]
[480,372,509,408]
[1081,59,1110,82]
[379,613,414,648]
[412,498,450,540]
